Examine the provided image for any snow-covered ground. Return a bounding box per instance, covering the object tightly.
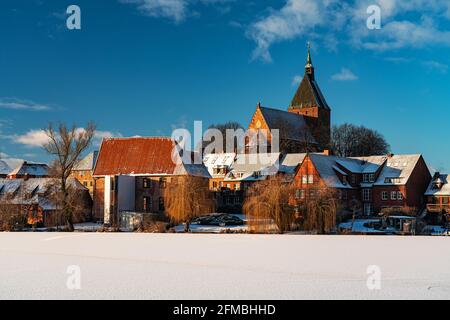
[1,232,450,300]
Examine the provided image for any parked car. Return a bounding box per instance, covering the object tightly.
[191,214,244,227]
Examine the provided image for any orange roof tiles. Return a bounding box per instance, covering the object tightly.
[93,137,177,176]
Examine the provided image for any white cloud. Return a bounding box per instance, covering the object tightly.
[120,0,234,23]
[291,75,303,86]
[331,68,358,81]
[0,98,52,111]
[14,130,51,147]
[360,19,450,51]
[93,130,124,146]
[422,60,448,74]
[120,0,189,23]
[247,0,450,62]
[9,129,122,148]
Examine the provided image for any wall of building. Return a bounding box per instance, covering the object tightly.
[71,170,95,195]
[134,176,169,213]
[406,156,432,209]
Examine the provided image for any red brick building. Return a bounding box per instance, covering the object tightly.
[293,153,431,216]
[71,151,98,196]
[246,47,330,154]
[92,137,210,224]
[425,173,449,225]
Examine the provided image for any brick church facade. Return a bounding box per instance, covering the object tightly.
[247,46,331,154]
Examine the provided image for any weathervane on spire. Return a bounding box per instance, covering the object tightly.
[306,41,312,65]
[305,41,314,78]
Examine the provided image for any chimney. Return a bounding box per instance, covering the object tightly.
[323,150,330,156]
[387,153,394,158]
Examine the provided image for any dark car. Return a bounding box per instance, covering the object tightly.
[191,214,244,227]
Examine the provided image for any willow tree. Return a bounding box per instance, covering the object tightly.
[301,187,338,234]
[164,176,215,232]
[243,176,295,234]
[43,122,95,231]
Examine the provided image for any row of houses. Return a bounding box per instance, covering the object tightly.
[3,137,447,228]
[1,49,448,229]
[0,160,92,227]
[58,137,447,228]
[202,150,438,217]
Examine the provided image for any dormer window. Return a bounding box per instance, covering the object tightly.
[432,180,444,190]
[385,177,402,184]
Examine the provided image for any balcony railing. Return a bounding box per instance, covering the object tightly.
[427,204,450,213]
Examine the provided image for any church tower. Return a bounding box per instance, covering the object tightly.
[288,44,331,150]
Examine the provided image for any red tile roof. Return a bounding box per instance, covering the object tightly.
[93,137,177,176]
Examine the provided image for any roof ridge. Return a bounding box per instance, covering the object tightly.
[104,136,173,141]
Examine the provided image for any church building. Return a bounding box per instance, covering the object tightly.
[247,46,331,154]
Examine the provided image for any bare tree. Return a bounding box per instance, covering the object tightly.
[0,199,28,231]
[43,122,95,231]
[331,123,390,157]
[243,176,296,233]
[0,180,35,231]
[201,121,244,153]
[164,176,215,232]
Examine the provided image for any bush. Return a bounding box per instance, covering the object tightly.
[0,206,27,231]
[380,207,417,217]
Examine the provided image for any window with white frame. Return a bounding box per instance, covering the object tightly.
[397,191,403,200]
[302,175,314,184]
[391,191,397,200]
[382,191,388,201]
[369,173,376,183]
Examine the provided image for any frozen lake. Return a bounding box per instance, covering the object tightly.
[1,232,450,299]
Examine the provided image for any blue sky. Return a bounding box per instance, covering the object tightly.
[0,0,449,172]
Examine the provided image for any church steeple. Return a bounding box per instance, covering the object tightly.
[305,42,315,79]
[288,42,331,150]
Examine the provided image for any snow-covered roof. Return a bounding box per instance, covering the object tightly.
[335,156,386,174]
[224,153,281,182]
[425,174,450,196]
[203,153,236,177]
[309,154,354,189]
[0,177,87,210]
[173,163,211,179]
[8,161,49,177]
[73,151,98,171]
[373,154,423,186]
[309,154,425,188]
[279,153,307,174]
[354,156,388,173]
[0,160,11,176]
